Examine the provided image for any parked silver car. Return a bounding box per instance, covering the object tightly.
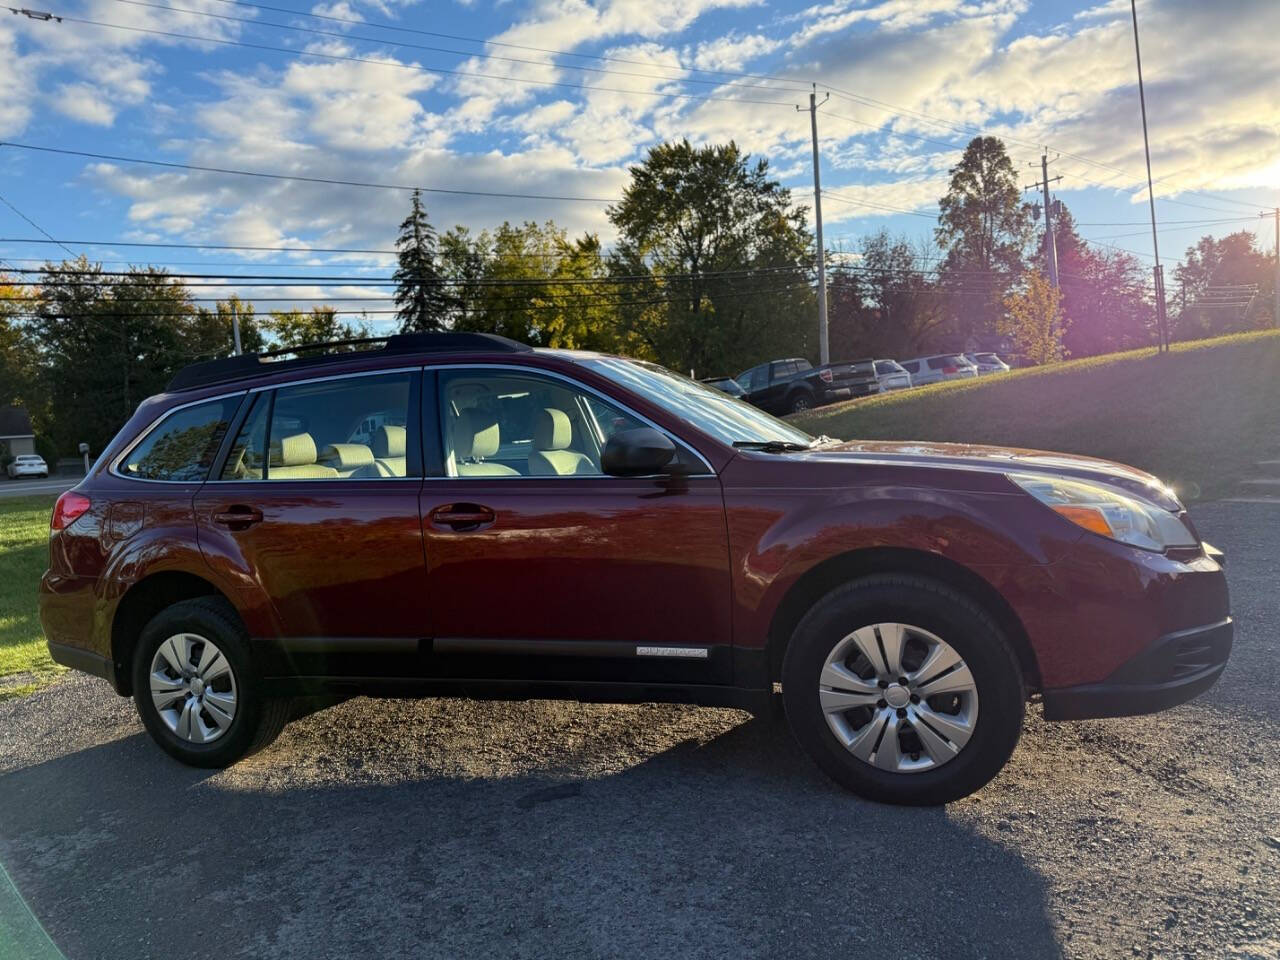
[899,354,979,387]
[964,352,1011,375]
[872,359,913,391]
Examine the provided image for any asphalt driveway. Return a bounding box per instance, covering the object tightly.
[1,501,1277,960]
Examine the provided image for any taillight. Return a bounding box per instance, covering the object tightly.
[942,366,957,374]
[818,369,834,383]
[51,491,91,532]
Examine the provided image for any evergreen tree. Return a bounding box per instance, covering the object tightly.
[393,189,451,333]
[935,136,1032,339]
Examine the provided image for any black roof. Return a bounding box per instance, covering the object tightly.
[167,332,532,392]
[0,406,33,437]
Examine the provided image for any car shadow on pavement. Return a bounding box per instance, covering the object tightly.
[0,710,1063,960]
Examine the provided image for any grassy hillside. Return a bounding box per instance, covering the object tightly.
[791,330,1280,501]
[0,495,62,696]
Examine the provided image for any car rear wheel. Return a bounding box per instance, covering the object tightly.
[782,575,1025,805]
[132,596,291,768]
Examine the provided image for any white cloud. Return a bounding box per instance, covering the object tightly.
[51,83,120,126]
[688,32,782,71]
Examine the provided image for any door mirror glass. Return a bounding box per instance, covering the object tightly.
[601,428,676,477]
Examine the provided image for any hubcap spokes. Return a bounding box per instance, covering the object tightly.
[819,622,979,774]
[149,633,238,744]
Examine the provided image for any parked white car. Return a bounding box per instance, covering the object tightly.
[6,454,48,479]
[964,352,1011,375]
[872,359,913,391]
[899,354,979,387]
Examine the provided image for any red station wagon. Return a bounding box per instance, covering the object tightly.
[40,333,1232,804]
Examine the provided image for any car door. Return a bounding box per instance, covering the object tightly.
[418,365,733,686]
[194,369,431,675]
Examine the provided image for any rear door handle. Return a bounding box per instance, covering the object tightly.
[429,503,496,532]
[212,505,264,530]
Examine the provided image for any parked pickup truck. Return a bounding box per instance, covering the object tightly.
[735,357,880,415]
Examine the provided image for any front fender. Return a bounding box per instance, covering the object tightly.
[725,481,1081,651]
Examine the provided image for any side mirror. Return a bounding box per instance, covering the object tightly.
[601,428,676,477]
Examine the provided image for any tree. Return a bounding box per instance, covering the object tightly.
[265,307,370,351]
[827,231,948,359]
[0,275,34,407]
[1173,231,1273,340]
[935,137,1032,339]
[191,295,266,357]
[1040,204,1153,357]
[607,139,814,375]
[393,189,451,333]
[445,220,637,353]
[27,258,200,455]
[1000,270,1068,365]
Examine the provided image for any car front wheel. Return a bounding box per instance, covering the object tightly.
[132,596,291,768]
[788,393,812,413]
[782,575,1025,805]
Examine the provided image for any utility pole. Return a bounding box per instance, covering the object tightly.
[1265,208,1280,329]
[799,85,831,364]
[232,313,243,356]
[1026,155,1062,288]
[1129,0,1167,352]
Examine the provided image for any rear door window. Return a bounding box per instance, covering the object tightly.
[220,372,416,481]
[121,397,241,482]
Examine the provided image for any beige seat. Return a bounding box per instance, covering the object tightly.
[368,425,408,478]
[318,442,375,478]
[268,433,339,479]
[454,409,520,477]
[528,408,596,476]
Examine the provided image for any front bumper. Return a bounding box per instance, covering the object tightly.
[1041,617,1233,720]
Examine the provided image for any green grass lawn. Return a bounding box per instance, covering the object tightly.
[791,330,1280,501]
[0,495,62,697]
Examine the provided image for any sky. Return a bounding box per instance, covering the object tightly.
[0,0,1277,329]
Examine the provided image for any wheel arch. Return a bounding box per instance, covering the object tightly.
[766,547,1042,693]
[110,572,230,695]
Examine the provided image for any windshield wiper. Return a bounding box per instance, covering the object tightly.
[732,440,814,452]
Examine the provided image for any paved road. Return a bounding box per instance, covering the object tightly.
[0,478,76,500]
[1,502,1277,960]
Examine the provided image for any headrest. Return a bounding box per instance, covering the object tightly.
[270,432,317,467]
[533,408,572,451]
[319,443,375,470]
[456,409,500,460]
[373,425,406,459]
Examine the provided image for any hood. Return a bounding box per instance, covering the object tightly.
[808,439,1182,511]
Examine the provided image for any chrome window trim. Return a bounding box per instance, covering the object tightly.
[428,361,717,479]
[109,389,249,485]
[109,366,422,485]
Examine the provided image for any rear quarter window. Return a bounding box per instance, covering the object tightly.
[120,397,241,482]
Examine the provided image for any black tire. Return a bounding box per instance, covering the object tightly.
[132,596,291,768]
[781,575,1025,805]
[787,391,813,414]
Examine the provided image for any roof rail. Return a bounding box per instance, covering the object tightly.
[166,332,532,392]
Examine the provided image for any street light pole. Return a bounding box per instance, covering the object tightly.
[1129,0,1168,352]
[799,85,831,365]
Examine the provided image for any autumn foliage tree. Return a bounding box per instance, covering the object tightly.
[1000,270,1068,365]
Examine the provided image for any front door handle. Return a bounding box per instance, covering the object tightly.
[429,503,496,532]
[211,505,264,530]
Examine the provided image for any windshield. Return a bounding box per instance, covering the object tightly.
[581,357,815,447]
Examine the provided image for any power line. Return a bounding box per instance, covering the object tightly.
[52,14,800,108]
[108,0,806,97]
[821,189,939,220]
[203,0,808,88]
[0,141,616,202]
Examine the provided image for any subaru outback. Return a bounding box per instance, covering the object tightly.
[40,333,1232,805]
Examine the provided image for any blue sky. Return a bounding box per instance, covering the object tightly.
[1,0,1276,328]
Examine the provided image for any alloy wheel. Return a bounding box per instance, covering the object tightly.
[818,622,979,773]
[149,633,239,744]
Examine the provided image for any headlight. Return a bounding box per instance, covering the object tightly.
[1009,472,1198,552]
